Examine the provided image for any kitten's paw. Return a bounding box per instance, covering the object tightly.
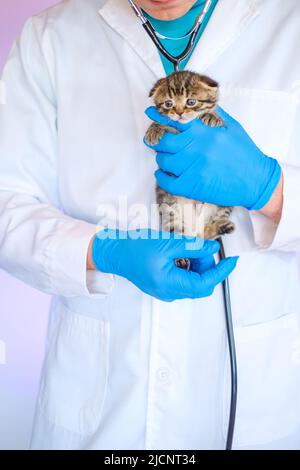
[217,220,235,236]
[145,123,166,146]
[175,258,191,271]
[204,220,235,240]
[201,113,224,128]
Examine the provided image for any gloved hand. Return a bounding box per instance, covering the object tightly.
[92,229,238,302]
[144,106,282,210]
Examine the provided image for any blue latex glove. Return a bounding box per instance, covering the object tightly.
[144,106,282,210]
[92,229,238,302]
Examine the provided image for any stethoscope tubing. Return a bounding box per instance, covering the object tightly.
[142,20,201,71]
[218,238,238,451]
[129,0,212,70]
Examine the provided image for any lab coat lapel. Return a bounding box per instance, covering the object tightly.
[98,0,259,78]
[187,0,260,73]
[98,0,165,78]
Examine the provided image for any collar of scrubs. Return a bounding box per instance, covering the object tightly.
[99,0,260,79]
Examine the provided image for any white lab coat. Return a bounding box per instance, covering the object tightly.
[1,0,300,450]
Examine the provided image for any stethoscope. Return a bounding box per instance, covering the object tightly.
[128,0,237,451]
[128,0,214,72]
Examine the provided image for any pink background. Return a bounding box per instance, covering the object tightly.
[0,0,58,450]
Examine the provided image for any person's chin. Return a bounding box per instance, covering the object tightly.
[149,0,181,8]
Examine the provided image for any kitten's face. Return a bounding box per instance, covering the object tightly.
[149,71,219,124]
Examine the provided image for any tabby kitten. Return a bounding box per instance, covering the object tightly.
[145,71,234,269]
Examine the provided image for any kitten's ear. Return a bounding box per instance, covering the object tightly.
[200,75,219,89]
[198,75,219,101]
[149,78,165,98]
[149,85,157,98]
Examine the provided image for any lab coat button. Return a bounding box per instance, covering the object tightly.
[156,367,172,384]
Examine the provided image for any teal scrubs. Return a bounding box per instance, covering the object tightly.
[144,0,218,76]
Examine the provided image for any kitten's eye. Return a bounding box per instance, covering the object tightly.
[164,100,174,108]
[186,98,197,107]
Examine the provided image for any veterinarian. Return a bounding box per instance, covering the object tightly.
[0,0,300,450]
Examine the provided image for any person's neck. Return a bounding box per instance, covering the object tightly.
[143,1,198,21]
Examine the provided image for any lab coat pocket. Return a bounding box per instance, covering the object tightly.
[39,307,110,436]
[219,86,298,163]
[223,313,300,448]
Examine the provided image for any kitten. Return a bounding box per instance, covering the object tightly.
[145,71,235,269]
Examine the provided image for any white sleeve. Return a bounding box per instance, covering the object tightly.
[250,163,300,251]
[249,94,300,253]
[0,17,114,297]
